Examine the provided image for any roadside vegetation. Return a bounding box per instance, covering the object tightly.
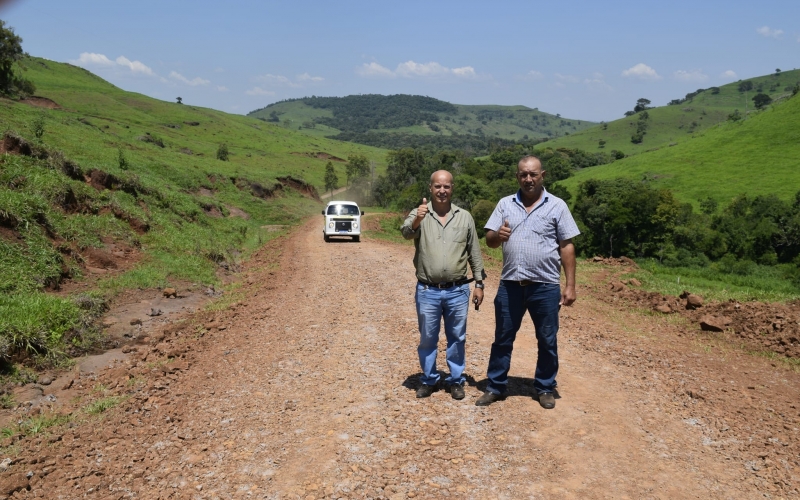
[0,36,385,367]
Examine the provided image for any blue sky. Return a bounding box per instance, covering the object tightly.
[3,0,799,121]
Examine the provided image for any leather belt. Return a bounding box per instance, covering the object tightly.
[505,279,535,286]
[419,278,474,289]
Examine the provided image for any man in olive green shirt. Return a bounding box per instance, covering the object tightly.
[401,170,485,400]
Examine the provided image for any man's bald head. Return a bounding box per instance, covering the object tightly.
[430,170,454,186]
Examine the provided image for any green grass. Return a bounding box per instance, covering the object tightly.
[611,259,800,303]
[0,56,393,364]
[557,90,800,209]
[542,69,800,157]
[84,395,123,415]
[367,213,409,245]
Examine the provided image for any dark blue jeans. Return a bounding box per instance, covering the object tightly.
[486,281,561,395]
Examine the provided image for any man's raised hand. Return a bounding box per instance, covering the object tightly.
[498,219,512,242]
[416,198,429,221]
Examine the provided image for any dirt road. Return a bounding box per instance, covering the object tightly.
[2,218,799,499]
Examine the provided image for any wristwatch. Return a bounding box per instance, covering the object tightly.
[475,282,484,289]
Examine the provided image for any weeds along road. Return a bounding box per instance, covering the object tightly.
[5,217,799,499]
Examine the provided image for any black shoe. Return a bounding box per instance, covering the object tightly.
[449,383,465,400]
[416,384,437,398]
[475,391,505,406]
[537,392,555,409]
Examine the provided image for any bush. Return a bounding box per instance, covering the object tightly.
[216,143,229,161]
[31,113,45,139]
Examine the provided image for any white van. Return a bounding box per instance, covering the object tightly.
[322,201,364,242]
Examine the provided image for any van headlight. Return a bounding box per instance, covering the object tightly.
[328,222,334,228]
[352,222,358,229]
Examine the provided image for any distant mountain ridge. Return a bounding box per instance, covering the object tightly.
[248,94,596,153]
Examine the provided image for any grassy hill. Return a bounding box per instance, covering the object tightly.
[0,57,386,364]
[248,94,596,151]
[557,87,800,208]
[540,69,800,157]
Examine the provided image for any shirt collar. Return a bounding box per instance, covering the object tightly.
[514,188,549,208]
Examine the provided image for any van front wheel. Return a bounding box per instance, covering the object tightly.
[353,235,360,243]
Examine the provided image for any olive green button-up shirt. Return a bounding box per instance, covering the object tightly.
[401,203,486,284]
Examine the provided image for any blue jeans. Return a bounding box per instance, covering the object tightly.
[486,281,561,395]
[415,282,471,386]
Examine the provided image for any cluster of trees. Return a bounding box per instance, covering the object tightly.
[630,111,650,144]
[325,154,372,200]
[371,144,618,217]
[667,87,719,106]
[0,21,35,97]
[573,178,800,281]
[294,94,456,133]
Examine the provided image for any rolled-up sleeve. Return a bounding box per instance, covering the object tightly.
[400,209,420,239]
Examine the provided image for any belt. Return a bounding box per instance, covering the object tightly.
[419,278,474,289]
[505,279,535,286]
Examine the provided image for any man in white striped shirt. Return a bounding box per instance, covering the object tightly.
[476,155,580,409]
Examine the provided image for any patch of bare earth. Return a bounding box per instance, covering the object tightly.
[0,220,798,498]
[19,97,60,110]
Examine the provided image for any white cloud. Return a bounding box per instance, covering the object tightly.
[357,60,486,80]
[217,86,229,92]
[73,52,114,66]
[297,72,324,82]
[356,62,395,78]
[584,72,613,91]
[674,69,709,82]
[169,71,210,86]
[396,61,450,78]
[555,73,580,84]
[71,52,158,78]
[621,63,662,81]
[245,87,276,96]
[115,56,155,76]
[521,70,544,81]
[255,73,300,88]
[720,70,738,79]
[451,66,477,79]
[757,26,783,38]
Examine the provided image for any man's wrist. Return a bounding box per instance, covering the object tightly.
[475,281,484,289]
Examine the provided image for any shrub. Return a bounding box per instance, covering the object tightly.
[216,143,229,161]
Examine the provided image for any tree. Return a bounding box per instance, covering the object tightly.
[176,97,183,104]
[727,109,742,122]
[345,154,370,187]
[738,80,754,92]
[0,20,34,96]
[633,98,651,113]
[323,161,338,197]
[752,93,772,109]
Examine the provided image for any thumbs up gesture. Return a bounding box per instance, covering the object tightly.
[498,219,512,242]
[416,198,429,221]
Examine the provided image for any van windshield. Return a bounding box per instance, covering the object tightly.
[327,204,360,216]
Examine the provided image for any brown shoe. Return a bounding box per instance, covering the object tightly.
[449,383,465,400]
[475,391,505,406]
[416,384,437,398]
[537,392,555,409]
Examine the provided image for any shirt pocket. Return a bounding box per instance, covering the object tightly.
[450,227,468,243]
[529,216,553,235]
